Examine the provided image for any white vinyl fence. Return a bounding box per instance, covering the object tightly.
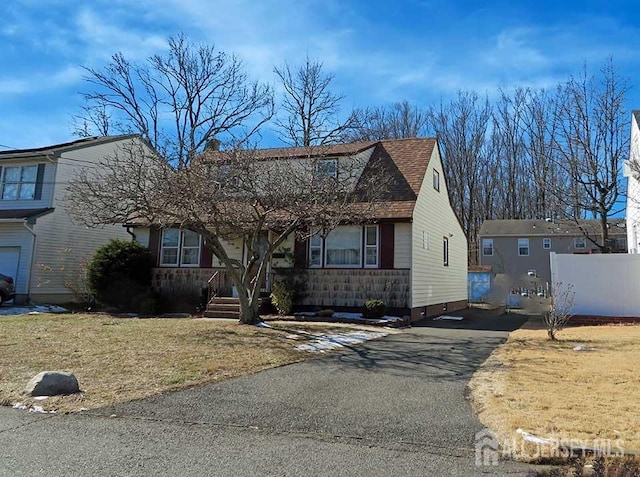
[550,252,640,317]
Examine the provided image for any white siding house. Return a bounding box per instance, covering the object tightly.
[0,135,150,304]
[140,138,468,320]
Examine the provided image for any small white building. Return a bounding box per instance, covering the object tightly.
[624,111,640,253]
[0,135,149,304]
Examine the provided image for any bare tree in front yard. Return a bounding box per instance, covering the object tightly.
[68,36,390,325]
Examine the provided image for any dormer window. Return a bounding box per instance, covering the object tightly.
[316,159,338,179]
[1,165,41,200]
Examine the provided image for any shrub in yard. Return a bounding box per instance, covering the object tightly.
[270,280,294,315]
[362,299,386,318]
[87,239,154,312]
[544,282,575,340]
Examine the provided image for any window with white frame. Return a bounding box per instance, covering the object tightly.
[543,237,551,249]
[433,169,440,191]
[364,225,378,267]
[316,159,338,179]
[160,229,201,266]
[325,226,361,267]
[309,233,322,267]
[443,236,449,266]
[518,238,529,256]
[1,165,38,200]
[574,237,586,249]
[180,230,201,265]
[482,238,494,256]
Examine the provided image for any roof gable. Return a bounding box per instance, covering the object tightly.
[0,135,139,161]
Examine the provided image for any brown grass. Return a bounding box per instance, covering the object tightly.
[470,324,640,459]
[0,314,346,413]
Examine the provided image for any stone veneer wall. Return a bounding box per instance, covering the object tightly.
[292,269,410,309]
[152,268,222,294]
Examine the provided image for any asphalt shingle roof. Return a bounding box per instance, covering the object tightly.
[478,218,626,237]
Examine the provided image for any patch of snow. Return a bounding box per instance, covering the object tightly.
[284,334,301,340]
[29,406,55,414]
[433,315,464,321]
[573,345,595,352]
[256,322,272,328]
[295,331,387,352]
[12,402,56,414]
[0,304,68,316]
[516,429,555,445]
[33,396,48,401]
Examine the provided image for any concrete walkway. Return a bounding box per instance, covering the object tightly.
[0,310,537,476]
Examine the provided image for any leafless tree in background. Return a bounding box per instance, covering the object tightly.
[74,33,274,168]
[521,88,566,220]
[427,91,493,263]
[350,101,429,141]
[274,56,358,146]
[492,88,530,219]
[551,60,630,251]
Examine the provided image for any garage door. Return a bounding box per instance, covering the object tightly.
[0,247,20,281]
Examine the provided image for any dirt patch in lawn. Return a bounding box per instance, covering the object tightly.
[0,314,360,413]
[469,324,640,460]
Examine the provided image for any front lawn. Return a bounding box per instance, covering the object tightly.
[470,324,640,459]
[0,314,340,412]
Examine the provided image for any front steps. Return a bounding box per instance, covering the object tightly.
[204,297,240,319]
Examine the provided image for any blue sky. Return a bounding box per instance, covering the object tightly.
[1,0,639,149]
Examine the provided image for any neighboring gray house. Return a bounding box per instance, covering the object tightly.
[478,219,627,295]
[0,135,151,304]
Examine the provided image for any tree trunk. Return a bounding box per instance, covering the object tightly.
[229,268,262,325]
[238,299,260,325]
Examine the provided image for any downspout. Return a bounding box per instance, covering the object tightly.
[125,226,137,242]
[22,220,37,303]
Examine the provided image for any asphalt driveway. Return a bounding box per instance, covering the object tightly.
[0,310,537,476]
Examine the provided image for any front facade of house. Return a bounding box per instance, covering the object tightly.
[624,110,640,253]
[478,219,627,295]
[140,138,468,319]
[0,136,147,304]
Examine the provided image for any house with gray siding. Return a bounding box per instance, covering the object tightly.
[0,135,150,304]
[136,138,468,320]
[478,219,626,296]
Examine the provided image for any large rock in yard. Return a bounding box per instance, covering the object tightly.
[25,371,80,396]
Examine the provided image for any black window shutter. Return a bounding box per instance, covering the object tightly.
[34,163,45,200]
[293,237,308,268]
